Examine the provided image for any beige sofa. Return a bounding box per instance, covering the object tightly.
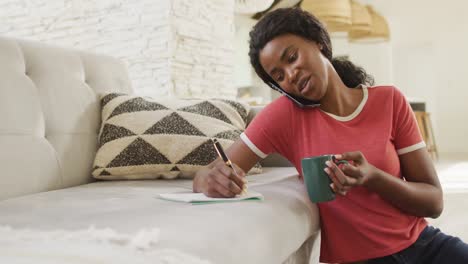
[0,36,321,264]
[1,36,467,264]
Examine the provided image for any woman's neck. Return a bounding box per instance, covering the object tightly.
[319,71,363,117]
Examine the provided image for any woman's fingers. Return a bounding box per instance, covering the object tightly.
[338,151,364,163]
[204,163,246,198]
[325,167,345,191]
[325,166,351,196]
[230,163,247,189]
[213,172,243,195]
[325,161,359,193]
[330,183,351,196]
[206,173,236,197]
[341,163,361,178]
[327,161,358,186]
[203,178,229,198]
[318,152,370,197]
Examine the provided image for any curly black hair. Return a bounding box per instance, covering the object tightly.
[248,7,374,89]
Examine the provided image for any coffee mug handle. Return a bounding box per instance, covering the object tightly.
[332,156,349,166]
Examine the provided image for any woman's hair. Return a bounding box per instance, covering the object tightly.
[248,7,374,88]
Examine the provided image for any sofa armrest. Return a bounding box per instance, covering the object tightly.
[246,105,264,124]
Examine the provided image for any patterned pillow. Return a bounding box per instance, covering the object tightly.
[92,93,262,180]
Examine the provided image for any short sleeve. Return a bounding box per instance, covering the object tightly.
[240,97,293,159]
[392,87,426,155]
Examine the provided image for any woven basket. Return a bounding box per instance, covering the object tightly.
[349,0,372,35]
[350,5,390,42]
[301,0,352,32]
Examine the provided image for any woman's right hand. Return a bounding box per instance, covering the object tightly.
[193,161,247,198]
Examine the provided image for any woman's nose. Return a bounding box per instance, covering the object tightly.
[286,67,299,85]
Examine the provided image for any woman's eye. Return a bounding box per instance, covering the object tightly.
[288,52,297,63]
[276,74,284,82]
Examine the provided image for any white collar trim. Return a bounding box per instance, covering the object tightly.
[321,85,368,122]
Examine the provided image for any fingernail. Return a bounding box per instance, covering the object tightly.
[324,168,330,174]
[334,154,342,159]
[242,178,248,184]
[325,161,331,167]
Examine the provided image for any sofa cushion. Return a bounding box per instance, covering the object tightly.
[92,93,261,180]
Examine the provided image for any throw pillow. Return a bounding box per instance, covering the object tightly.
[92,93,262,180]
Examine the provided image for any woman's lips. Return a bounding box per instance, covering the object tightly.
[300,78,311,95]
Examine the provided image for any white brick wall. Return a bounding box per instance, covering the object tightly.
[171,0,236,98]
[0,0,236,98]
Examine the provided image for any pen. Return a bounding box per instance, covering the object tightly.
[211,138,248,195]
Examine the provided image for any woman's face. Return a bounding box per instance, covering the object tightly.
[259,34,329,101]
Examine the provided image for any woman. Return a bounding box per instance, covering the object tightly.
[193,7,468,264]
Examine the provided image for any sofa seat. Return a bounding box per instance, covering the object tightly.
[0,167,320,264]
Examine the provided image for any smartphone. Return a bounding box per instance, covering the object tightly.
[268,82,320,108]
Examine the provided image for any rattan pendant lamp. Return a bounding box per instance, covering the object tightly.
[349,0,372,36]
[349,5,390,42]
[300,0,352,32]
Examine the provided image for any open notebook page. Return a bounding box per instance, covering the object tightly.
[158,191,263,204]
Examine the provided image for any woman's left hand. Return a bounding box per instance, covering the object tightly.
[324,151,378,196]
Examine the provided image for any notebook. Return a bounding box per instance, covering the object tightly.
[158,191,264,204]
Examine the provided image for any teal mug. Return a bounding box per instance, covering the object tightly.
[301,155,348,203]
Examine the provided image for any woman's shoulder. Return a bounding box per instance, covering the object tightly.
[366,85,410,115]
[261,95,296,114]
[250,95,303,126]
[367,84,405,100]
[367,84,399,93]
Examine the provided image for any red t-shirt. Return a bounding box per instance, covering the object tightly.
[240,85,428,263]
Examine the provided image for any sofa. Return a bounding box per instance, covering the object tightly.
[0,36,321,264]
[1,36,467,264]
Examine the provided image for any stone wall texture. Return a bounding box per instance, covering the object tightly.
[0,0,236,98]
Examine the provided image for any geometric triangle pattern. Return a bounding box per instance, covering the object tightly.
[178,101,232,125]
[101,93,125,108]
[212,129,242,140]
[108,97,169,120]
[143,112,205,136]
[99,123,137,147]
[99,170,111,176]
[216,99,249,124]
[176,140,219,166]
[107,137,172,167]
[92,93,262,180]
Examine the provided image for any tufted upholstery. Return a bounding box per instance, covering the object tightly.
[0,37,133,200]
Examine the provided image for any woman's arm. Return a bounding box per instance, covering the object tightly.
[366,148,442,218]
[327,149,443,218]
